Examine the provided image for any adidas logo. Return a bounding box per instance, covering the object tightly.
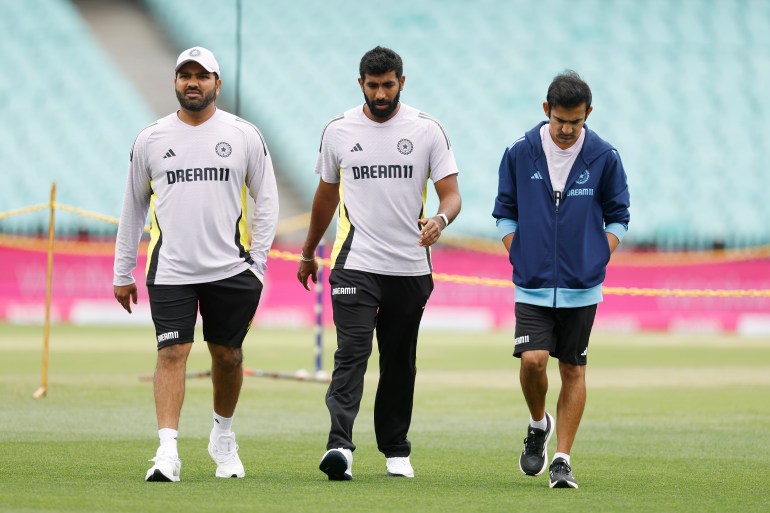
[350,143,363,152]
[163,149,177,159]
[530,171,543,180]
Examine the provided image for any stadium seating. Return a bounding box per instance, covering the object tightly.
[0,0,154,235]
[2,0,768,248]
[138,0,770,249]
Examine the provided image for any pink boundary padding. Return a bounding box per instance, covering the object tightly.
[0,245,768,332]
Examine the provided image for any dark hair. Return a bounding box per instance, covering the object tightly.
[359,46,403,80]
[547,70,592,111]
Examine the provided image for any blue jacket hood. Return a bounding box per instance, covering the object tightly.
[524,121,615,169]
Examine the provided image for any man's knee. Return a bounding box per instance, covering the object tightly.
[520,350,549,375]
[157,342,192,366]
[559,362,585,383]
[211,345,243,370]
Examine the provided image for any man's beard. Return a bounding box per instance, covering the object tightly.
[176,87,217,111]
[364,91,400,119]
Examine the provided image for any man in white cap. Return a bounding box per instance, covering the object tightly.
[113,46,279,482]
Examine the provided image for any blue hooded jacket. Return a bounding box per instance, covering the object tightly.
[492,122,630,308]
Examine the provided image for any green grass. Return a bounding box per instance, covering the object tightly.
[1,324,769,512]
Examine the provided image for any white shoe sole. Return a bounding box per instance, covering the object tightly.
[550,478,579,488]
[387,471,414,478]
[215,468,245,478]
[145,467,180,482]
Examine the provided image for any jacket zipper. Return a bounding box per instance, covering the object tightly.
[553,191,561,307]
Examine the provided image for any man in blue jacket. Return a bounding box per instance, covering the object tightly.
[492,70,630,489]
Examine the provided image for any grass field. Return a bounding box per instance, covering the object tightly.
[1,323,769,513]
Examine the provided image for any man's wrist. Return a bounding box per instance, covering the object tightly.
[299,252,315,262]
[437,213,449,228]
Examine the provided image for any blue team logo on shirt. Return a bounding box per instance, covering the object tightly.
[576,170,590,184]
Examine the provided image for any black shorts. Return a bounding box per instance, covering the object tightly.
[147,269,263,349]
[513,302,597,365]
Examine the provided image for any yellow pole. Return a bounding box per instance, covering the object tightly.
[33,182,56,400]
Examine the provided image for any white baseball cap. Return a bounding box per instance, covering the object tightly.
[175,47,220,76]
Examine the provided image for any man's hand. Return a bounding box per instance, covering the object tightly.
[297,257,319,291]
[114,283,138,313]
[417,215,446,247]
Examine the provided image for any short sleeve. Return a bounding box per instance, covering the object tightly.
[426,118,458,183]
[315,122,341,184]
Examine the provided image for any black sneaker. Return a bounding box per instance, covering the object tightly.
[518,412,554,476]
[319,448,353,481]
[549,458,579,488]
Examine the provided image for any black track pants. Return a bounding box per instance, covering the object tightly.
[324,269,433,457]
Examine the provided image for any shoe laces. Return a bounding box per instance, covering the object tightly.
[151,445,179,463]
[211,433,239,462]
[523,428,546,453]
[551,459,572,475]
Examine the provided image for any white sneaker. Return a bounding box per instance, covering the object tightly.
[386,456,414,478]
[145,446,181,482]
[208,431,245,478]
[319,448,353,481]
